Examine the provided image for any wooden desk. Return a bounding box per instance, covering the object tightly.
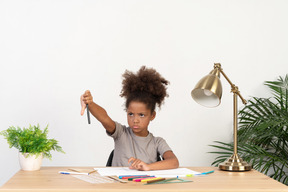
[0,167,287,192]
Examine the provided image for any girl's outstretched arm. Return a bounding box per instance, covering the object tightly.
[81,90,116,134]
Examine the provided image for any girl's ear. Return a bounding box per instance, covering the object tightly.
[151,111,156,121]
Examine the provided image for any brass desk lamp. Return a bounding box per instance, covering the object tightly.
[191,63,252,171]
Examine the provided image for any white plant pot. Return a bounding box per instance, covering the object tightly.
[19,152,43,171]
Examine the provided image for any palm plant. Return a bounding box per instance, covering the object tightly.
[210,75,288,185]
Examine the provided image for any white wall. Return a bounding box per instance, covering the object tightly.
[1,0,288,186]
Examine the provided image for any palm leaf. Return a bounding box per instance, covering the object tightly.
[209,74,288,185]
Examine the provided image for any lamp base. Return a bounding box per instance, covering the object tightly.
[219,153,252,172]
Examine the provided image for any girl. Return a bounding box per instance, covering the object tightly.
[80,66,179,171]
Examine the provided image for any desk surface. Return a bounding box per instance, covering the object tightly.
[0,167,287,192]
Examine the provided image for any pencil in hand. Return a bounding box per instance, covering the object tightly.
[86,104,91,124]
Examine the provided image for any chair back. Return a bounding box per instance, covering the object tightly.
[106,150,163,167]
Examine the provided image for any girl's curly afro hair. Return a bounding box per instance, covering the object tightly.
[120,66,169,112]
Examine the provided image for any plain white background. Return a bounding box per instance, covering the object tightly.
[1,0,288,186]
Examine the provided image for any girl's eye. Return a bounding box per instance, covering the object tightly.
[128,112,133,116]
[139,114,145,117]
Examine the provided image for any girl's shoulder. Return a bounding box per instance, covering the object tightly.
[109,121,129,138]
[151,134,166,143]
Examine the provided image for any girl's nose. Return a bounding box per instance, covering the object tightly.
[133,116,140,123]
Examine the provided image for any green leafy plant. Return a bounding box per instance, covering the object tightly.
[0,124,65,160]
[210,75,288,185]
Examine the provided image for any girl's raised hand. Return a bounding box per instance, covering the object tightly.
[80,90,93,115]
[128,157,150,171]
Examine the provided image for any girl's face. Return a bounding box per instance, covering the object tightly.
[126,101,156,137]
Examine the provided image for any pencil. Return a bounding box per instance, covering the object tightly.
[128,176,154,181]
[146,178,166,184]
[133,177,156,182]
[86,104,91,124]
[118,175,149,179]
[141,177,163,183]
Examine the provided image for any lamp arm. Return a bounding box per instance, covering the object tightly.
[214,63,247,105]
[213,63,252,171]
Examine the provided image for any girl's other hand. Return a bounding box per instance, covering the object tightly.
[80,90,93,115]
[128,157,150,171]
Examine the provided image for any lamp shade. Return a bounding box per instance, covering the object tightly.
[191,68,222,107]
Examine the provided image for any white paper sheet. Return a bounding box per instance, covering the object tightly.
[95,167,200,178]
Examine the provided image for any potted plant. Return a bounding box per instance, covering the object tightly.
[209,75,288,185]
[0,124,65,171]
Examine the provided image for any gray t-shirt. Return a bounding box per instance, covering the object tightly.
[107,121,172,167]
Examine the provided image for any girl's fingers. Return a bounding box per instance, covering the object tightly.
[128,158,144,170]
[80,90,93,115]
[80,94,87,115]
[128,157,138,169]
[128,157,135,164]
[80,104,86,116]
